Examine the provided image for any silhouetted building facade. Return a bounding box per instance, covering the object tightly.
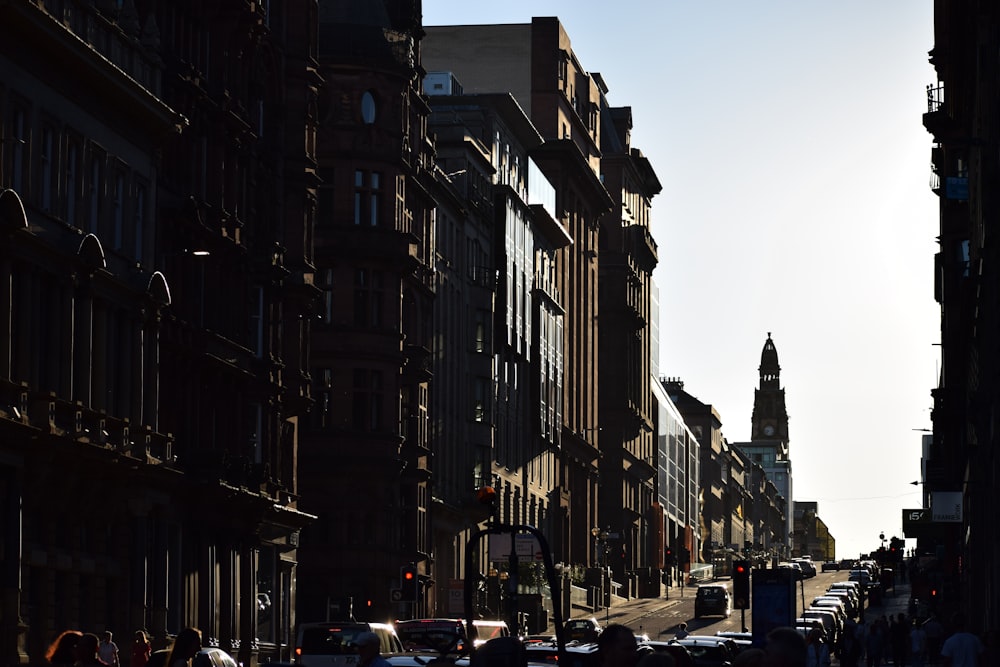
[596,86,661,591]
[921,0,1000,629]
[740,334,793,548]
[0,1,316,664]
[295,0,436,623]
[423,15,623,574]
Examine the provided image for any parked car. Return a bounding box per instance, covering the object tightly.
[672,636,737,667]
[793,559,817,578]
[565,618,603,642]
[149,648,238,667]
[802,608,842,643]
[694,583,732,619]
[525,641,600,667]
[822,589,858,617]
[776,562,804,580]
[295,621,403,667]
[848,569,873,589]
[640,640,695,667]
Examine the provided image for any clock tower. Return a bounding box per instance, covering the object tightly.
[751,332,789,459]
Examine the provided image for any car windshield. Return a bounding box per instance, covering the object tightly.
[299,626,368,654]
[396,622,464,650]
[698,588,724,598]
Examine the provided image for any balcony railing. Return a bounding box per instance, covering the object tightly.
[926,83,944,113]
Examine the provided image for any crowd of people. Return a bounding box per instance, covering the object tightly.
[44,628,204,667]
[829,610,992,667]
[593,616,992,667]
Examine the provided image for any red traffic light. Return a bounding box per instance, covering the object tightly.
[735,564,747,574]
[403,570,415,581]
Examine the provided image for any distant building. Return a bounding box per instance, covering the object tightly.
[737,334,793,552]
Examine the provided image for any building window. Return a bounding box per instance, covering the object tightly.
[474,309,487,353]
[353,170,381,226]
[87,151,104,235]
[352,369,383,432]
[112,170,125,250]
[133,182,146,261]
[322,269,334,324]
[250,286,264,357]
[354,268,383,328]
[473,377,489,423]
[9,106,27,192]
[66,139,81,227]
[361,91,376,124]
[40,126,54,212]
[317,168,334,226]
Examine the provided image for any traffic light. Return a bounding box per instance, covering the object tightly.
[732,559,751,609]
[400,563,418,602]
[665,548,675,567]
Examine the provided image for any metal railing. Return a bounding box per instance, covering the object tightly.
[926,83,945,113]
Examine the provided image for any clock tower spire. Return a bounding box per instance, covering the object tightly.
[751,332,789,458]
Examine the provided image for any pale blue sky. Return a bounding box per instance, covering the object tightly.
[422,0,937,561]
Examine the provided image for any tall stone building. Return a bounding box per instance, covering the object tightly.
[662,380,729,566]
[423,84,567,621]
[295,0,437,623]
[0,1,316,664]
[423,16,622,572]
[920,0,1000,627]
[739,334,793,548]
[595,91,661,588]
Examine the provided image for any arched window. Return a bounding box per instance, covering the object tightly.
[361,91,376,124]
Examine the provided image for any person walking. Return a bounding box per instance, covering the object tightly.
[130,631,151,667]
[44,630,83,667]
[866,617,886,667]
[804,628,831,667]
[762,626,808,667]
[889,614,909,666]
[98,632,120,667]
[597,624,639,667]
[77,633,110,667]
[924,614,945,665]
[939,613,983,667]
[165,628,202,667]
[910,619,928,667]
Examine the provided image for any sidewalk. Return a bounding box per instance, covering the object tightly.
[865,577,912,620]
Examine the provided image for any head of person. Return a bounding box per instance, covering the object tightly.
[635,651,674,667]
[805,628,823,645]
[167,627,202,666]
[102,632,113,643]
[78,634,101,662]
[354,632,381,663]
[135,631,148,644]
[597,624,638,667]
[732,648,765,667]
[762,627,806,667]
[45,630,83,665]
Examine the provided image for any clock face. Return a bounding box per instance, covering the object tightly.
[763,424,775,436]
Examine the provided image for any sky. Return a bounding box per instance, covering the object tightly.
[422,0,938,561]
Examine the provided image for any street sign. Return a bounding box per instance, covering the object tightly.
[751,567,795,648]
[488,534,543,561]
[931,491,963,522]
[390,588,403,602]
